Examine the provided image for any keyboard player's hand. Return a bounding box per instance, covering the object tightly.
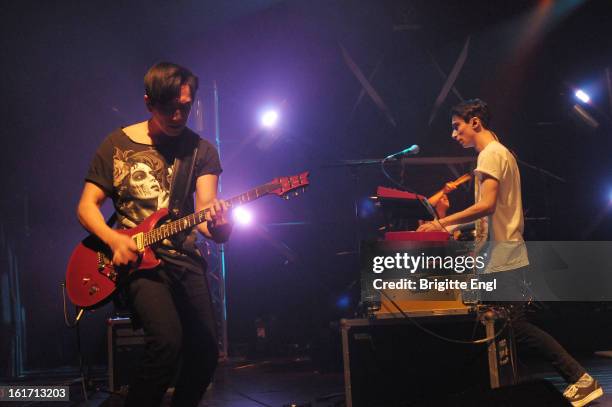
[417,219,444,232]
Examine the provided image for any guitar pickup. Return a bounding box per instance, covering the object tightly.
[132,232,145,252]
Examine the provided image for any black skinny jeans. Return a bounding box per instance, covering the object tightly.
[124,266,219,407]
[480,268,585,384]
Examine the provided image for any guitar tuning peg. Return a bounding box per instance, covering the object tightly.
[284,195,290,200]
[294,191,299,197]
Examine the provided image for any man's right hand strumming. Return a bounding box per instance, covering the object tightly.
[77,182,139,267]
[107,232,139,267]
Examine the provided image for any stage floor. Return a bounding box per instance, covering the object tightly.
[2,354,611,406]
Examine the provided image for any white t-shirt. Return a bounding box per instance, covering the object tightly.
[475,140,529,272]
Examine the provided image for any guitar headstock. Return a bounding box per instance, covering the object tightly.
[270,171,310,199]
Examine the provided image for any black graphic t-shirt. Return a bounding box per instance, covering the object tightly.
[86,127,222,273]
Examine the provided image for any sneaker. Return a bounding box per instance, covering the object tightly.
[563,373,604,407]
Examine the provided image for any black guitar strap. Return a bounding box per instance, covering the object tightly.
[168,132,200,220]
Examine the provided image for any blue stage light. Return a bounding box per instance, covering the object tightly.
[337,295,350,308]
[358,198,376,218]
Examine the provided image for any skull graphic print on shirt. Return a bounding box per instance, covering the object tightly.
[113,147,173,228]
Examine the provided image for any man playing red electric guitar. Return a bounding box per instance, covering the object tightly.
[77,62,231,406]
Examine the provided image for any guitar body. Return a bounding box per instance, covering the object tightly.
[65,208,169,309]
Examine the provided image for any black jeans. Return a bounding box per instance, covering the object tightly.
[124,266,219,407]
[481,268,585,384]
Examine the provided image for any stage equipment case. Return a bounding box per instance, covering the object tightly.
[341,308,516,407]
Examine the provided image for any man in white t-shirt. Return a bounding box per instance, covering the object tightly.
[472,136,529,272]
[418,99,602,406]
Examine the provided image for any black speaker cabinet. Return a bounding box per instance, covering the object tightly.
[107,317,145,392]
[341,309,516,407]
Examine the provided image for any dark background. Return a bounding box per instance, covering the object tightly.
[1,0,611,373]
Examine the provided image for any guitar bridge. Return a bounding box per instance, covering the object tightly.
[96,252,118,281]
[97,251,112,271]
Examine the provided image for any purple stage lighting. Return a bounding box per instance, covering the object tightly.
[261,109,279,128]
[575,89,590,103]
[233,206,253,226]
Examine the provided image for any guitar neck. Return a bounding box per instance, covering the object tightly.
[143,182,280,247]
[427,173,472,205]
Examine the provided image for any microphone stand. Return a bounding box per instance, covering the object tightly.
[322,156,442,226]
[516,158,566,184]
[321,158,391,168]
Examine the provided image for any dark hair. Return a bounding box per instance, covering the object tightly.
[144,62,199,106]
[450,98,491,128]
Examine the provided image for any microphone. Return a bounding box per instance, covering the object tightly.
[385,144,420,160]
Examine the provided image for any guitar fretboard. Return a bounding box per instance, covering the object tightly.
[143,182,280,246]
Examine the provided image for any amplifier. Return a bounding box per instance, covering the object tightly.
[341,308,516,407]
[107,317,145,392]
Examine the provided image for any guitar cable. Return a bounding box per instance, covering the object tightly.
[60,281,95,403]
[61,281,84,328]
[380,288,510,345]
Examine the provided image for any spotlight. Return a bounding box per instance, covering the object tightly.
[261,110,279,128]
[233,207,253,226]
[575,89,590,103]
[358,198,376,218]
[336,295,350,309]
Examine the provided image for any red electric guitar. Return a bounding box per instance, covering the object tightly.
[65,172,310,309]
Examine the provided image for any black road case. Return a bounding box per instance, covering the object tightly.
[341,308,516,407]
